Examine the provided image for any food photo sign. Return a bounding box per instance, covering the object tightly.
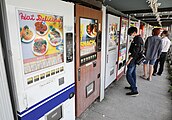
[108,23,118,51]
[120,18,128,48]
[80,18,97,65]
[18,10,64,74]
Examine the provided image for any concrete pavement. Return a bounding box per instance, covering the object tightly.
[76,65,172,120]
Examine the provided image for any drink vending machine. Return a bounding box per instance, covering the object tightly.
[4,0,75,119]
[105,14,120,88]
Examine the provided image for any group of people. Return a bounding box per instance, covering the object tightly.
[125,27,171,96]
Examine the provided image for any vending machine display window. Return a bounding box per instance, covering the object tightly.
[120,18,128,49]
[79,17,98,65]
[18,10,64,76]
[108,22,119,51]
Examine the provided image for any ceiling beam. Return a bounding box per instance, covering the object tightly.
[149,22,172,26]
[136,15,172,19]
[122,7,172,14]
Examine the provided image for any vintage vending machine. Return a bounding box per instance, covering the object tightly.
[117,17,129,80]
[4,0,75,119]
[105,14,120,88]
[75,4,102,117]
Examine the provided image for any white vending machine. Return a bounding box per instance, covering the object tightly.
[4,0,75,120]
[105,14,120,88]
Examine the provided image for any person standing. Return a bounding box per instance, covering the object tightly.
[125,27,144,96]
[141,28,162,81]
[153,30,171,76]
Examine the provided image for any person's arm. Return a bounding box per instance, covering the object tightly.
[126,57,133,65]
[157,40,162,58]
[144,38,148,52]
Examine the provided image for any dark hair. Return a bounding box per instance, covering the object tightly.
[152,28,161,36]
[127,27,137,36]
[161,30,169,37]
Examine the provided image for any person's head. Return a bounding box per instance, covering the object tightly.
[127,27,138,37]
[152,28,161,36]
[161,30,169,38]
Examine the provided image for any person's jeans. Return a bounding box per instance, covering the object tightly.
[126,60,137,92]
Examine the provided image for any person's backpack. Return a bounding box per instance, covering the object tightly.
[136,45,146,65]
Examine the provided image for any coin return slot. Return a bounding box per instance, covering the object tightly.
[59,77,64,86]
[46,105,63,120]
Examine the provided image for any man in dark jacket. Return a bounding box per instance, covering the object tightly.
[125,27,144,96]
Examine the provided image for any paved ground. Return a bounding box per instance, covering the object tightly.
[76,64,172,120]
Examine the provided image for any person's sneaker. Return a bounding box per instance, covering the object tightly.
[124,86,132,90]
[152,73,156,76]
[126,92,139,97]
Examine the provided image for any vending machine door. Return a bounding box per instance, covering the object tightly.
[105,14,120,88]
[75,4,102,117]
[4,0,75,120]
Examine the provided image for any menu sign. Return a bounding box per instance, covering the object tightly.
[18,10,64,74]
[80,18,97,56]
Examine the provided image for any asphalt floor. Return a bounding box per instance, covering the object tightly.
[76,64,172,120]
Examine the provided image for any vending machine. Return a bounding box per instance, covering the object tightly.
[4,0,75,119]
[75,4,102,117]
[105,14,120,88]
[117,17,129,80]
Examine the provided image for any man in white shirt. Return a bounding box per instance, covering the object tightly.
[153,30,171,76]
